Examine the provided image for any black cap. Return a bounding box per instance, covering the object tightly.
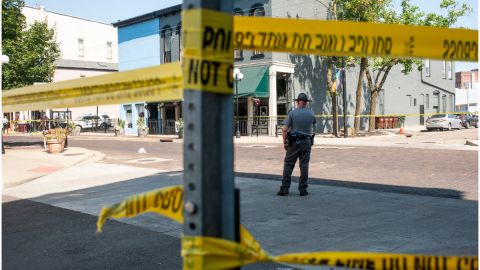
[295,93,310,102]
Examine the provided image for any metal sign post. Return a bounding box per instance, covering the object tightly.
[182,0,236,269]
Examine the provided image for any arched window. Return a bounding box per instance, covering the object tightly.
[250,4,265,58]
[233,8,244,60]
[162,25,173,63]
[249,4,265,16]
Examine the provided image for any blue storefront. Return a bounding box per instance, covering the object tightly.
[113,5,182,135]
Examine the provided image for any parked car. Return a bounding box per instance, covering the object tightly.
[457,114,478,129]
[425,114,462,131]
[74,114,112,130]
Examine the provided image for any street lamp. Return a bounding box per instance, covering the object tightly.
[1,55,10,64]
[233,68,243,138]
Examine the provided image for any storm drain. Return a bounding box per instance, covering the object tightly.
[312,146,354,149]
[126,157,172,164]
[63,153,85,156]
[243,145,277,148]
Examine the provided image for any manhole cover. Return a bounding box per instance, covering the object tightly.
[63,153,85,156]
[126,157,172,164]
[136,159,157,163]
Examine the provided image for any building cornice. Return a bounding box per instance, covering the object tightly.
[112,4,182,27]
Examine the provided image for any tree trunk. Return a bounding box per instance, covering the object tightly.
[368,90,378,132]
[332,93,338,135]
[326,61,338,137]
[354,58,367,135]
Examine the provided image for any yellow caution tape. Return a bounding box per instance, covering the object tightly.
[234,16,478,61]
[96,186,477,270]
[2,63,183,112]
[96,185,183,233]
[182,9,234,94]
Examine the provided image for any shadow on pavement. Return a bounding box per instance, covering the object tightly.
[4,141,44,148]
[236,172,466,200]
[2,195,290,270]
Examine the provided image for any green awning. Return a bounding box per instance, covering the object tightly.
[234,66,269,98]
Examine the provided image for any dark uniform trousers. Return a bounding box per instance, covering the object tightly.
[280,138,312,192]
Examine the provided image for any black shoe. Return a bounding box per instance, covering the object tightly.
[277,190,289,196]
[299,190,308,196]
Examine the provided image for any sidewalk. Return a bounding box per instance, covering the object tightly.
[2,146,104,188]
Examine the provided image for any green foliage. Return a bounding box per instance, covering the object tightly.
[369,0,470,77]
[136,117,147,129]
[44,128,67,141]
[115,119,126,129]
[337,0,392,22]
[2,0,25,41]
[2,0,60,90]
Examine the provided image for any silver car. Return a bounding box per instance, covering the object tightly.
[425,114,462,131]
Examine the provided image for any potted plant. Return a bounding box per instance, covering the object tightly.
[43,128,67,154]
[67,121,79,136]
[137,117,148,137]
[176,118,184,139]
[114,119,125,136]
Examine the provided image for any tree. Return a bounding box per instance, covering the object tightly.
[364,0,471,132]
[2,0,60,90]
[324,1,342,137]
[2,0,25,41]
[336,0,392,135]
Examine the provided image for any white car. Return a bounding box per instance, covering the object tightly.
[74,114,111,130]
[425,114,462,131]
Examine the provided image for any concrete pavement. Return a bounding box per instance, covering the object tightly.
[2,145,104,188]
[3,161,477,269]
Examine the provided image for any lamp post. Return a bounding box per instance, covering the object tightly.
[233,68,244,138]
[1,55,8,154]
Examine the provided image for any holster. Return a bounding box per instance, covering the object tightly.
[286,132,293,147]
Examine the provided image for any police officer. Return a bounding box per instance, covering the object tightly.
[277,93,316,196]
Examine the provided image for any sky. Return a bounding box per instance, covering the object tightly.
[24,0,478,72]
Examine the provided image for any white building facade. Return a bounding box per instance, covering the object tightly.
[17,6,119,124]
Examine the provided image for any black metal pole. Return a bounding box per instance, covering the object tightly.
[342,57,347,138]
[235,76,241,138]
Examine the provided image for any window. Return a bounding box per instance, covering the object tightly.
[233,8,244,60]
[78,38,84,57]
[250,4,265,59]
[425,59,430,77]
[106,42,112,60]
[447,61,452,79]
[162,26,172,63]
[413,98,417,106]
[426,94,429,109]
[406,94,412,106]
[442,61,446,78]
[176,23,182,62]
[448,95,453,112]
[442,95,447,112]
